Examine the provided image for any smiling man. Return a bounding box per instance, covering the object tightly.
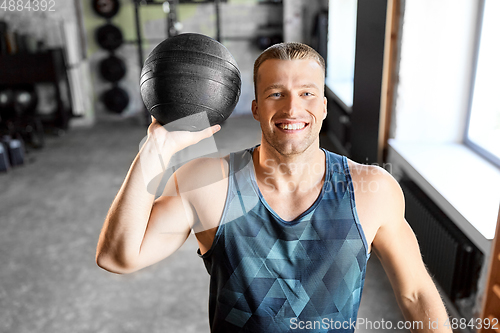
[96,42,452,332]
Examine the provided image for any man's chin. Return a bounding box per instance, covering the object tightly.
[261,130,318,156]
[267,140,310,156]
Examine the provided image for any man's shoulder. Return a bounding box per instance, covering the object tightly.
[345,157,402,199]
[181,144,257,180]
[346,158,387,178]
[180,155,230,171]
[174,155,230,194]
[345,158,405,233]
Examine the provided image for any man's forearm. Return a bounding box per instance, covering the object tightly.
[95,138,173,273]
[399,285,453,333]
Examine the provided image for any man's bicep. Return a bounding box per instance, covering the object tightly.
[134,177,195,271]
[374,216,431,296]
[371,172,434,298]
[133,156,227,271]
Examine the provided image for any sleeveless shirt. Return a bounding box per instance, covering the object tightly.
[198,146,370,332]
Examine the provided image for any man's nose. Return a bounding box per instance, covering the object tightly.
[282,94,301,115]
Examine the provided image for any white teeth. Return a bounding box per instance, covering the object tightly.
[279,123,305,130]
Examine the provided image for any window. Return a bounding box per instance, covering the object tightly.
[326,0,357,108]
[465,0,500,167]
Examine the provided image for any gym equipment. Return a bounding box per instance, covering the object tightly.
[99,55,126,82]
[93,2,127,115]
[14,86,38,115]
[19,117,45,149]
[95,24,123,51]
[102,86,129,114]
[0,142,8,172]
[140,33,241,129]
[92,0,120,19]
[0,49,72,130]
[0,87,15,120]
[1,135,24,166]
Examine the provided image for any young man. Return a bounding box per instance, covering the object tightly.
[96,43,452,332]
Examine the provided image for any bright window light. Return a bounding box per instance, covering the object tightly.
[326,0,358,108]
[466,0,500,165]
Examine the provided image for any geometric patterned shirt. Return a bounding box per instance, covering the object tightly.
[199,146,370,332]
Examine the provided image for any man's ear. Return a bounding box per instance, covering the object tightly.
[251,100,259,121]
[323,96,328,120]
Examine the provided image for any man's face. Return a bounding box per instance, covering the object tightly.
[252,58,327,156]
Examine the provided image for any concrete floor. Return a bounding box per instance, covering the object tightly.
[0,114,406,332]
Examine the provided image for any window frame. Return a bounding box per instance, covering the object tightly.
[463,0,500,168]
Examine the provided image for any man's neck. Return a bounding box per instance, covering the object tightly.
[252,141,326,194]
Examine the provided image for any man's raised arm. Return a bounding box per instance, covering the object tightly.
[95,117,220,274]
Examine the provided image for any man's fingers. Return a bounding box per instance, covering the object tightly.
[199,124,221,138]
[149,122,220,153]
[210,124,222,134]
[189,124,221,146]
[148,116,162,135]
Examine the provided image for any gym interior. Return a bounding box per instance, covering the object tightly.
[1,0,499,332]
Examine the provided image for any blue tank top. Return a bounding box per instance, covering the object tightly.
[199,146,370,332]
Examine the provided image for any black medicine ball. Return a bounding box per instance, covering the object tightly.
[140,33,241,130]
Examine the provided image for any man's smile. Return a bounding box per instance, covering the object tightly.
[275,121,309,132]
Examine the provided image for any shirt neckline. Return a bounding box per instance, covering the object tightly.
[246,145,331,225]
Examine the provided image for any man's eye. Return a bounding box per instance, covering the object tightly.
[270,93,282,97]
[303,92,313,96]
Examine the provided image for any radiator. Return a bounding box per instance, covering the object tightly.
[399,179,483,303]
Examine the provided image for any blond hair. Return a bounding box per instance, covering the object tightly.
[253,42,326,98]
